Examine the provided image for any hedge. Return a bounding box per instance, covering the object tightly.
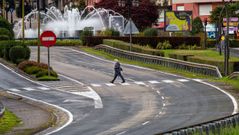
[84,36,201,48]
[103,39,164,56]
[188,56,239,75]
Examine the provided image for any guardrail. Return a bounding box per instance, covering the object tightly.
[95,45,222,78]
[157,113,239,135]
[229,72,239,79]
[0,101,5,118]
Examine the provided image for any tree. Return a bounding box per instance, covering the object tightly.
[95,0,158,30]
[209,2,239,24]
[16,0,32,18]
[191,17,203,35]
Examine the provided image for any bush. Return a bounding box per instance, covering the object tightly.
[0,35,10,40]
[80,28,93,45]
[0,17,14,38]
[35,69,58,78]
[143,28,158,37]
[85,36,201,48]
[156,41,172,49]
[99,28,120,36]
[188,56,239,75]
[18,60,49,71]
[9,45,26,64]
[24,66,42,75]
[103,39,164,56]
[0,28,12,40]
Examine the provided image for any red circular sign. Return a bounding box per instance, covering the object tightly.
[40,31,56,47]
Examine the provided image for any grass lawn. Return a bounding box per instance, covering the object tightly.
[0,109,21,134]
[81,47,215,79]
[162,49,239,61]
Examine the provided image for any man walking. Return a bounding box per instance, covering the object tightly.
[110,59,125,83]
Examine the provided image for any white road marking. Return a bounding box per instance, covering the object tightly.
[134,81,145,85]
[71,86,103,109]
[91,84,102,87]
[148,80,160,84]
[163,103,166,107]
[23,87,35,91]
[156,90,160,95]
[9,88,20,92]
[37,87,50,90]
[105,83,116,87]
[192,79,203,82]
[121,82,130,86]
[142,121,150,125]
[177,79,189,82]
[116,131,127,135]
[63,99,82,103]
[161,96,165,100]
[162,80,174,83]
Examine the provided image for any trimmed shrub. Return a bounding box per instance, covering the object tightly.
[103,39,164,56]
[35,69,58,78]
[0,35,10,40]
[80,28,93,45]
[0,17,14,37]
[188,56,239,75]
[24,66,42,75]
[0,28,12,40]
[143,28,158,37]
[156,41,172,49]
[9,45,26,64]
[85,36,201,48]
[18,60,49,71]
[99,28,120,36]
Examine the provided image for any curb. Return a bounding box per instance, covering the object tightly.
[0,90,69,135]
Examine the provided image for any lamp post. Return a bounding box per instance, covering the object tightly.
[5,2,9,21]
[203,18,208,49]
[118,0,139,51]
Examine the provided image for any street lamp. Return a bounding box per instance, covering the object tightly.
[118,0,139,51]
[203,18,208,49]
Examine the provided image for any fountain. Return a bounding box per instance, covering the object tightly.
[13,5,127,39]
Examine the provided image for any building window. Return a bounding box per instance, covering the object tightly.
[199,4,212,16]
[177,5,184,11]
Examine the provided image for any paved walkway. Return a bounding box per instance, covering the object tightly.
[230,48,239,57]
[0,91,53,135]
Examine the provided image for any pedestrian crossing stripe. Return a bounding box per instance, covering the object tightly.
[177,79,189,82]
[105,83,116,87]
[148,80,160,84]
[91,84,102,87]
[134,82,146,85]
[162,80,174,83]
[23,87,35,91]
[37,87,50,90]
[121,83,130,86]
[8,88,20,92]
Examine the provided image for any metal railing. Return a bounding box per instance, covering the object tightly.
[95,45,222,78]
[0,101,5,118]
[158,113,239,135]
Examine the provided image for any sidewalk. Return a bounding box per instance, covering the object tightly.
[0,91,55,135]
[230,48,239,57]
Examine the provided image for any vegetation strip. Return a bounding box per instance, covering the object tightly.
[0,109,21,134]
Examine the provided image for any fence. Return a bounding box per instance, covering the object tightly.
[0,101,5,118]
[95,45,222,78]
[158,113,239,135]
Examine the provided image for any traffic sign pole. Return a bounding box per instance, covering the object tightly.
[40,31,56,77]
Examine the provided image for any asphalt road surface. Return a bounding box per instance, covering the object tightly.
[0,46,235,135]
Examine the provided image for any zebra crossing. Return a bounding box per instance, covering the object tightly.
[7,78,198,92]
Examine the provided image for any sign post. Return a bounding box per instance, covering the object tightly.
[40,31,56,76]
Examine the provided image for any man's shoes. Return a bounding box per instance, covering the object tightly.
[110,81,114,83]
[121,81,125,83]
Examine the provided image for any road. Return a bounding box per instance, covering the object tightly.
[0,46,236,135]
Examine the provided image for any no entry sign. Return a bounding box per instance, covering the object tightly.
[40,31,56,47]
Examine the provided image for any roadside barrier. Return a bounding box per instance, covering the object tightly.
[95,45,222,78]
[0,101,5,118]
[228,72,239,79]
[157,113,239,135]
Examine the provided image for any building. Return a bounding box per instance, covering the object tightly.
[172,0,238,21]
